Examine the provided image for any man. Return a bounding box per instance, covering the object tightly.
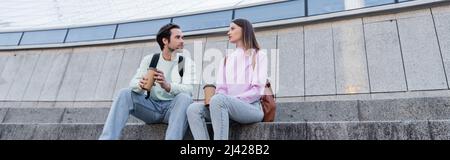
[99,23,195,140]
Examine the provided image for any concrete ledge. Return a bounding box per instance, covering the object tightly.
[1,120,449,140]
[306,121,430,140]
[0,123,160,140]
[0,108,143,124]
[273,97,450,122]
[2,108,65,123]
[2,97,450,123]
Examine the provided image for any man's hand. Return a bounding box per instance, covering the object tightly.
[139,76,150,91]
[154,69,171,92]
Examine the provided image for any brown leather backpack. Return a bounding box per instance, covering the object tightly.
[261,80,276,122]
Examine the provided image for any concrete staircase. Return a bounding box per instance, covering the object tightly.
[2,2,450,140]
[2,96,450,140]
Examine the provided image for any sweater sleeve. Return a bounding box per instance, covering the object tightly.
[129,54,152,93]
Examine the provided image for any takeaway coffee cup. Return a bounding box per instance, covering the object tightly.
[143,67,157,91]
[203,84,216,107]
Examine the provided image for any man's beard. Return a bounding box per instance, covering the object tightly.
[168,47,175,52]
[169,45,183,53]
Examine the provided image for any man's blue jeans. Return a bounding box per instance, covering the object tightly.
[99,88,193,140]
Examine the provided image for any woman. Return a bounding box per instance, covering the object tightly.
[186,18,268,140]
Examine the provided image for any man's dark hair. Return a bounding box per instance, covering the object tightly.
[156,23,180,51]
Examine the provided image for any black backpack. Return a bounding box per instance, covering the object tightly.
[145,53,184,99]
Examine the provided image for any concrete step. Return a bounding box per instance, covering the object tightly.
[277,96,450,122]
[2,97,450,123]
[1,120,450,140]
[2,96,450,140]
[0,107,144,124]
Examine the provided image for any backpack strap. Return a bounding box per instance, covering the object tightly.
[178,56,184,78]
[223,56,227,85]
[149,53,160,68]
[251,51,257,70]
[145,53,160,99]
[224,56,227,65]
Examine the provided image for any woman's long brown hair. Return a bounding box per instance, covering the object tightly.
[232,18,260,53]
